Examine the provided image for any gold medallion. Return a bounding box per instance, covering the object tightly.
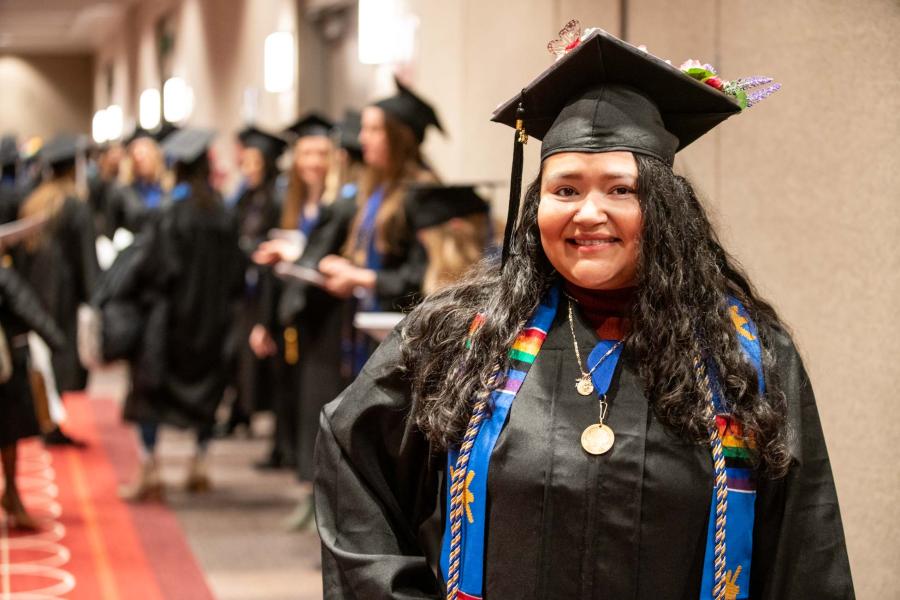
[581,423,615,455]
[576,375,594,396]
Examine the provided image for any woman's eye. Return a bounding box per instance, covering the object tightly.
[610,186,635,196]
[555,186,578,198]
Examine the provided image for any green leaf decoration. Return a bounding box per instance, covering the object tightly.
[684,67,716,81]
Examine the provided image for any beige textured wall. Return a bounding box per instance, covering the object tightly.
[0,53,94,140]
[93,0,303,191]
[630,3,900,596]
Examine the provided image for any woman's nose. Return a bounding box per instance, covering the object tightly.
[572,193,609,225]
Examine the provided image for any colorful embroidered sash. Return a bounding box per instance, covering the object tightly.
[699,302,763,600]
[439,287,763,600]
[439,286,560,598]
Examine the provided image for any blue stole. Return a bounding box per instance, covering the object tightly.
[439,287,763,600]
[355,186,385,312]
[699,302,763,600]
[170,182,191,203]
[136,180,164,208]
[297,207,320,238]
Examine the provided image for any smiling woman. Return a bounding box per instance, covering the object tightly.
[538,151,642,290]
[313,25,854,600]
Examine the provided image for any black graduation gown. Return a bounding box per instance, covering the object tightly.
[14,197,99,392]
[104,182,161,235]
[277,194,359,480]
[123,195,245,429]
[87,172,113,237]
[0,182,21,225]
[314,307,854,599]
[0,266,66,447]
[232,181,281,414]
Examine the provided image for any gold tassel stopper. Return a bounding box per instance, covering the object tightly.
[284,327,299,365]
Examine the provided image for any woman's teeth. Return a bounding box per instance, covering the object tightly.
[573,239,615,246]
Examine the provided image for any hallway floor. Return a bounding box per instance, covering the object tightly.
[1,365,323,600]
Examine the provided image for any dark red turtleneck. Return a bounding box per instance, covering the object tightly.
[563,282,635,341]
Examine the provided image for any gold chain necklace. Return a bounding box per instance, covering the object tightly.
[566,298,623,396]
[567,297,623,455]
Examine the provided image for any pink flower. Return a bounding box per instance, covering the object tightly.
[704,76,724,90]
[679,58,704,71]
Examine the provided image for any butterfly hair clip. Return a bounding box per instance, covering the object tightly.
[547,19,584,59]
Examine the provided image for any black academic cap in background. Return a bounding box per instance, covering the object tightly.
[0,135,18,167]
[374,77,443,143]
[155,122,180,143]
[406,184,490,232]
[337,110,363,157]
[237,126,288,160]
[491,28,744,165]
[283,113,334,140]
[40,133,88,167]
[161,128,216,165]
[125,123,180,145]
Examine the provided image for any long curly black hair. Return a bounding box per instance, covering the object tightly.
[399,154,791,477]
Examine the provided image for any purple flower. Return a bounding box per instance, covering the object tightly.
[734,76,774,91]
[746,83,782,107]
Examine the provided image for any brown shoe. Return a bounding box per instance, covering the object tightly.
[185,456,212,494]
[119,459,165,502]
[1,491,40,531]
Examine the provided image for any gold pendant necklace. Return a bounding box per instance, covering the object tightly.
[567,297,623,455]
[581,422,616,455]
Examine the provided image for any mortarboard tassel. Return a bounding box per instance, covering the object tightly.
[501,97,527,268]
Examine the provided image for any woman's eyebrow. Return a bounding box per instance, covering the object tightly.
[544,170,636,181]
[599,171,637,181]
[543,170,582,181]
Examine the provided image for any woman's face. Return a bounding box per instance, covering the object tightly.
[293,135,332,188]
[130,138,159,181]
[537,151,642,290]
[359,106,389,169]
[240,146,266,188]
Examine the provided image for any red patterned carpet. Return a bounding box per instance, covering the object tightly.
[1,393,214,599]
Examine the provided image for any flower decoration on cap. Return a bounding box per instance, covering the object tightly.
[679,59,781,109]
[547,20,781,109]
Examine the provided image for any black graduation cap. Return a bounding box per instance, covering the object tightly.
[406,184,489,231]
[125,123,179,145]
[283,113,334,140]
[492,26,775,266]
[492,28,743,164]
[237,126,288,160]
[374,77,444,143]
[40,133,88,167]
[0,135,17,167]
[337,110,362,157]
[161,128,216,165]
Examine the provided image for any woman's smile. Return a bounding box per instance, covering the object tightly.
[567,234,622,251]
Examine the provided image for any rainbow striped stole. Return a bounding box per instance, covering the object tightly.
[440,286,559,600]
[701,299,762,600]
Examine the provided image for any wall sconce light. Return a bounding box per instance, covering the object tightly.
[358,0,418,65]
[139,88,161,130]
[92,109,108,144]
[163,77,194,123]
[105,104,123,140]
[264,32,295,93]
